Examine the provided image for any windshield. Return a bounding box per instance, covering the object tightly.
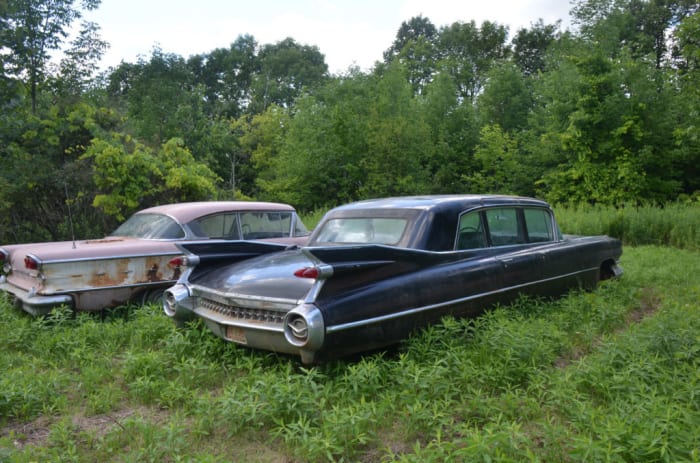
[312,218,407,245]
[110,213,186,239]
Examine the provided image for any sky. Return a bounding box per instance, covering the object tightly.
[81,0,575,74]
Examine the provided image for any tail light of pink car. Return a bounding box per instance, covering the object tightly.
[0,249,9,274]
[24,255,40,270]
[168,255,200,268]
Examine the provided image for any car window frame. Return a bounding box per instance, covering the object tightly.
[454,206,558,250]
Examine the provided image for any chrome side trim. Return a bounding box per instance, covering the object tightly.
[33,251,181,265]
[326,267,598,333]
[19,279,174,296]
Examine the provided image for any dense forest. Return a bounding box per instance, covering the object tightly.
[1,0,699,243]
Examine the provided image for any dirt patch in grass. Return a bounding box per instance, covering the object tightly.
[553,287,662,369]
[1,415,53,450]
[625,287,661,325]
[2,406,167,450]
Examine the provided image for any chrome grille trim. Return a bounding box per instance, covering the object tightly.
[198,297,286,324]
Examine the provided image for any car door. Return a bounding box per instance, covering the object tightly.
[521,207,579,296]
[485,207,547,301]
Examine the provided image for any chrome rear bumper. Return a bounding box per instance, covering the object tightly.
[0,279,73,316]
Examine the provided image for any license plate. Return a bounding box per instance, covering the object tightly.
[225,325,247,344]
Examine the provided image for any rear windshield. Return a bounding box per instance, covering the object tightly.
[312,218,407,245]
[110,213,186,239]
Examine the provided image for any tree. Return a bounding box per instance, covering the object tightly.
[384,15,437,59]
[572,0,699,68]
[2,0,101,112]
[437,20,510,102]
[53,20,108,98]
[83,136,219,221]
[383,15,439,94]
[533,46,682,204]
[672,11,700,195]
[250,37,328,112]
[360,63,433,198]
[188,34,258,119]
[255,72,374,209]
[464,125,524,194]
[234,105,291,201]
[511,19,561,76]
[110,48,202,147]
[420,71,480,193]
[478,62,533,133]
[0,101,120,242]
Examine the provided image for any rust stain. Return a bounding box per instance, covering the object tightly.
[85,238,125,244]
[147,262,159,282]
[87,259,130,287]
[144,257,163,282]
[61,256,180,289]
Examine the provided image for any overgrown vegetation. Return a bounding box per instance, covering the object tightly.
[555,202,700,250]
[1,235,698,461]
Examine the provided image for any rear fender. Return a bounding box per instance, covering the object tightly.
[176,240,292,266]
[176,240,295,282]
[301,245,481,298]
[300,244,501,330]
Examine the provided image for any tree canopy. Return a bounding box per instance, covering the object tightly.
[1,0,699,243]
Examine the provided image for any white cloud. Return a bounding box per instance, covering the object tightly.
[83,0,573,73]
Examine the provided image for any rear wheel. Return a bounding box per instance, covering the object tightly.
[599,262,616,281]
[141,288,166,306]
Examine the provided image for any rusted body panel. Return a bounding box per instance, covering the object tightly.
[1,241,182,313]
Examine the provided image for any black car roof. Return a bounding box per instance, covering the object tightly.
[329,195,551,214]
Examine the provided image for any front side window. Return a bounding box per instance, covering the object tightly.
[313,218,407,245]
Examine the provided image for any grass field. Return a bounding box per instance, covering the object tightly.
[3,198,700,462]
[1,244,698,462]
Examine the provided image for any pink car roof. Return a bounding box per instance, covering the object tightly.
[136,201,296,224]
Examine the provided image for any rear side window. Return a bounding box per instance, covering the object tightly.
[456,212,487,250]
[523,208,554,242]
[111,213,186,239]
[195,213,240,239]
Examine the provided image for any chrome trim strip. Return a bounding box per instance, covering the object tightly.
[190,285,299,309]
[0,281,73,307]
[37,251,182,265]
[195,307,285,333]
[5,279,174,296]
[326,267,598,333]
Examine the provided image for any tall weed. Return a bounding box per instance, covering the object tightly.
[555,202,700,249]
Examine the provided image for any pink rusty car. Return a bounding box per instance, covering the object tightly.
[0,201,309,315]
